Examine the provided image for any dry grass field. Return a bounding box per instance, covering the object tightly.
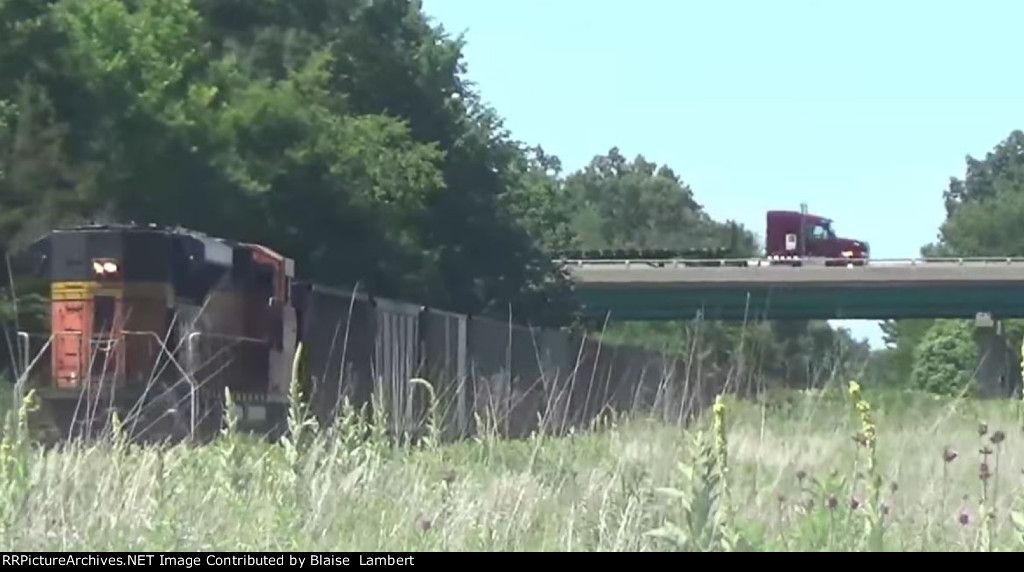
[0,376,1022,552]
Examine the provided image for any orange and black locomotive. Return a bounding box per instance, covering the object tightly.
[8,223,299,442]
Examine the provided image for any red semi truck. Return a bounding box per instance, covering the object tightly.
[765,207,869,264]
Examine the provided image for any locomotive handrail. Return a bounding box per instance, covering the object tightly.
[13,331,52,390]
[92,337,117,352]
[43,330,202,438]
[15,328,273,440]
[15,330,265,439]
[11,331,53,422]
[183,331,270,436]
[16,331,29,376]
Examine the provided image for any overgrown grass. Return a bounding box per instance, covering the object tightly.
[0,378,1022,551]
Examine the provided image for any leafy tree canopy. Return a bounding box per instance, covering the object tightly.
[884,129,1024,394]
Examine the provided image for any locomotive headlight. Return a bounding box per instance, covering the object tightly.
[92,258,120,277]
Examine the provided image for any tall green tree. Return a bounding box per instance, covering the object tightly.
[564,147,756,253]
[873,318,934,386]
[194,0,578,322]
[941,130,1024,217]
[922,129,1024,257]
[885,129,1024,394]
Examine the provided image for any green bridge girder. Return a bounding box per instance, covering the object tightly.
[572,283,1024,321]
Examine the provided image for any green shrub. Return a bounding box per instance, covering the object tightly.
[910,320,977,396]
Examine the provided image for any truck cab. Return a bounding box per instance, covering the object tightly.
[765,210,869,263]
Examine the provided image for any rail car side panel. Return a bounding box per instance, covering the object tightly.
[268,302,296,398]
[291,283,375,426]
[373,297,423,438]
[420,309,468,439]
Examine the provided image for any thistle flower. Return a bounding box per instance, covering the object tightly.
[989,430,1005,445]
[942,446,958,463]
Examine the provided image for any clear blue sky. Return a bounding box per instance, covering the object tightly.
[421,0,1024,348]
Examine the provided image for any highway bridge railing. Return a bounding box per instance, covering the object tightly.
[555,256,1024,268]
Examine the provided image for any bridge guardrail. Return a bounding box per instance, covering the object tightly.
[555,256,1024,268]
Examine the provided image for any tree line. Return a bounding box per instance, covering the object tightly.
[0,0,1004,395]
[870,130,1024,395]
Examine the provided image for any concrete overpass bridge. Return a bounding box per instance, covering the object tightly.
[561,256,1024,321]
[558,255,1024,397]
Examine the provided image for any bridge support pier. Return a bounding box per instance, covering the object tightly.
[972,314,1020,398]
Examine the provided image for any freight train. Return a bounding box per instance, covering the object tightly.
[3,223,452,443]
[2,208,865,443]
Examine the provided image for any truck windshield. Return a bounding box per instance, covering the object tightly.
[821,221,836,238]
